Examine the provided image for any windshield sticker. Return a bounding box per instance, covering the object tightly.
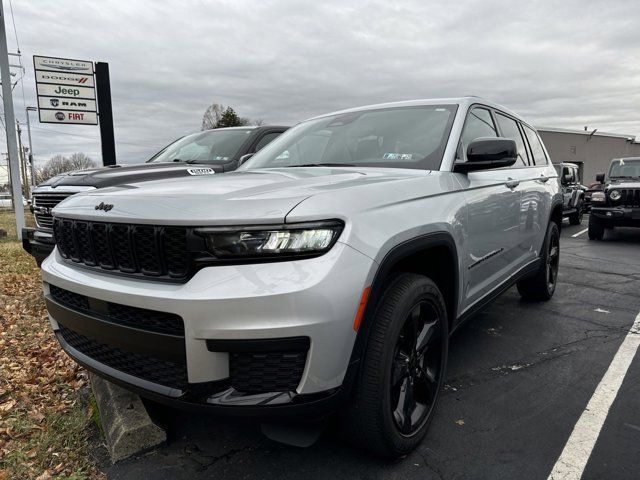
[619,159,625,165]
[383,153,413,160]
[187,167,215,176]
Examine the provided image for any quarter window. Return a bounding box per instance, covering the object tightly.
[459,108,497,159]
[523,125,548,165]
[254,132,281,152]
[495,113,529,167]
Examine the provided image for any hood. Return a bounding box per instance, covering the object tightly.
[606,179,640,189]
[53,167,426,225]
[36,162,226,190]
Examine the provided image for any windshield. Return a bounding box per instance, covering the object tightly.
[609,158,640,179]
[147,129,253,163]
[242,105,457,171]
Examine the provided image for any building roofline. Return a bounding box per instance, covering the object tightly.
[536,126,637,142]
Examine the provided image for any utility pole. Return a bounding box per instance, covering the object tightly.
[0,0,24,236]
[26,106,36,189]
[16,120,28,196]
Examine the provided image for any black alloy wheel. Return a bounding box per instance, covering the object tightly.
[391,301,443,436]
[546,229,560,295]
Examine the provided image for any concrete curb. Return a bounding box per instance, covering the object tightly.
[90,373,166,463]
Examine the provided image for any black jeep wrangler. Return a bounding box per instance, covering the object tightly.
[588,157,640,240]
[555,162,585,225]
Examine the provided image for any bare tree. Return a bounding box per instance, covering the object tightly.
[201,103,225,130]
[35,153,96,184]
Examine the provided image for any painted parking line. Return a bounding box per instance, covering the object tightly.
[571,228,589,238]
[548,312,640,480]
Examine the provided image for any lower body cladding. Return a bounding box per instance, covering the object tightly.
[41,242,374,416]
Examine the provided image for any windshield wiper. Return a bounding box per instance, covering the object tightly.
[288,163,356,168]
[611,175,639,179]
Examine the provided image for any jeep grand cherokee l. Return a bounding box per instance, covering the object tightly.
[24,125,287,265]
[588,157,640,239]
[42,98,561,457]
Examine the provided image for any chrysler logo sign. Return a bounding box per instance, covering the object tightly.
[94,202,114,212]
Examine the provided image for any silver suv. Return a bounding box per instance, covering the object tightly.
[42,97,561,457]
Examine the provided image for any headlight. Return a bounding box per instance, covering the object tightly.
[591,192,606,202]
[195,221,344,260]
[609,190,621,201]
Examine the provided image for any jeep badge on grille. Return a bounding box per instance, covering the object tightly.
[95,202,114,212]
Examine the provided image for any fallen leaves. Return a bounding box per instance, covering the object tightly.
[0,235,104,479]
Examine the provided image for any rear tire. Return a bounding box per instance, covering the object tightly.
[342,273,448,458]
[588,215,605,240]
[517,221,560,301]
[568,200,583,225]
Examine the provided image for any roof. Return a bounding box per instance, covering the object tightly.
[308,96,529,125]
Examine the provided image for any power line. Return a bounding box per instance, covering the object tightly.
[29,125,157,148]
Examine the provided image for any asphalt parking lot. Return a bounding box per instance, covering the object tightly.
[106,218,640,480]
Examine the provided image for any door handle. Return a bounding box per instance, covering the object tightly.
[538,175,549,183]
[505,178,520,189]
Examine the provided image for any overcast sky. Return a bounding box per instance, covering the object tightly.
[4,0,640,169]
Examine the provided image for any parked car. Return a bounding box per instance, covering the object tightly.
[0,193,28,208]
[588,157,640,240]
[23,125,288,264]
[583,181,604,212]
[554,162,586,224]
[41,98,561,458]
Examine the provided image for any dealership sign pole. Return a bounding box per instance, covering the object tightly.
[33,55,116,166]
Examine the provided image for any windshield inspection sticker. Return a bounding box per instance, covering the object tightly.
[187,167,215,176]
[383,153,413,160]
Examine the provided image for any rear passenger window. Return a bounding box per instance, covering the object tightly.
[523,125,548,165]
[459,108,497,159]
[495,113,529,167]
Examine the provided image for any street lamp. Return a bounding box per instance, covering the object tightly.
[26,106,36,190]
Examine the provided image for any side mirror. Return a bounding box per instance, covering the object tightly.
[454,137,517,173]
[238,153,254,166]
[595,173,605,183]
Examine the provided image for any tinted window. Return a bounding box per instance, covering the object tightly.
[459,108,497,158]
[523,125,548,165]
[253,132,281,152]
[244,105,458,171]
[495,113,529,167]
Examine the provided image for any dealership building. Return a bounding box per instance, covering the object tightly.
[538,127,640,185]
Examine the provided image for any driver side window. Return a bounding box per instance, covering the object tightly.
[459,108,497,160]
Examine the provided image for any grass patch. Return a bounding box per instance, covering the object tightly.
[0,211,104,479]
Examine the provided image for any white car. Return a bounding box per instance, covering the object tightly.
[42,97,561,457]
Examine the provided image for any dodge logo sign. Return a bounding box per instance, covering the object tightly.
[94,202,114,212]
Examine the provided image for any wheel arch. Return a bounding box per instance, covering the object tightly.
[345,232,459,377]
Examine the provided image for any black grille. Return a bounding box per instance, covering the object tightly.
[230,351,308,394]
[617,189,640,208]
[58,325,188,390]
[53,218,189,280]
[49,284,185,336]
[33,193,72,229]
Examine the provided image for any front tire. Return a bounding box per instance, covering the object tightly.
[343,273,448,458]
[517,221,560,301]
[588,215,605,240]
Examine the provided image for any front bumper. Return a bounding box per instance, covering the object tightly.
[22,228,55,265]
[591,206,640,226]
[41,242,375,414]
